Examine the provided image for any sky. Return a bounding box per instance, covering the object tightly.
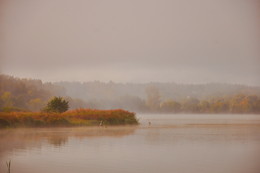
[0,0,259,85]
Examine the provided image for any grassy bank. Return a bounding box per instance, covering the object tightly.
[0,109,138,128]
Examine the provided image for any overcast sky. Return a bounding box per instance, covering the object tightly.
[0,0,259,85]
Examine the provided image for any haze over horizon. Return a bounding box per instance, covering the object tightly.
[1,0,259,85]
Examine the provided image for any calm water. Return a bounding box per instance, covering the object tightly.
[1,114,260,173]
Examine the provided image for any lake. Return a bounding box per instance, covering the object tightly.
[1,114,260,173]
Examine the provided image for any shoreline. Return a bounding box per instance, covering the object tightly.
[0,109,139,128]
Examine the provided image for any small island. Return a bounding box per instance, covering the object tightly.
[0,97,138,128]
[0,109,138,128]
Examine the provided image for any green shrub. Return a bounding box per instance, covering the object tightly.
[43,97,69,113]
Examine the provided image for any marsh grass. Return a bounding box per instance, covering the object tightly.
[6,160,11,173]
[0,109,138,128]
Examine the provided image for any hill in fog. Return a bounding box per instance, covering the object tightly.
[56,81,260,101]
[55,81,260,111]
[1,74,260,113]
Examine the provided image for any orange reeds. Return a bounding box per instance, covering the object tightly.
[0,109,138,128]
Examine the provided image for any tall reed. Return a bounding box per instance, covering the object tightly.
[6,160,11,173]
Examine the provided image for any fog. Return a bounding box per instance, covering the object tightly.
[0,0,259,85]
[1,116,260,173]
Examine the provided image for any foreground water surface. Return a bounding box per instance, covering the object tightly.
[1,114,260,173]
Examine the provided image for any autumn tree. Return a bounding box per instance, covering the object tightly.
[43,97,69,113]
[1,92,14,107]
[160,100,181,113]
[181,97,200,112]
[210,98,229,113]
[28,98,44,111]
[198,100,210,113]
[145,86,161,111]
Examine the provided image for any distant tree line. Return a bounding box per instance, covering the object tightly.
[0,75,86,112]
[159,95,260,113]
[0,74,260,113]
[145,86,260,113]
[56,80,260,103]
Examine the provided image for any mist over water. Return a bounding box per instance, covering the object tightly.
[1,114,260,173]
[0,1,260,173]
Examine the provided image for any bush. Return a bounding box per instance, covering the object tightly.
[43,97,69,113]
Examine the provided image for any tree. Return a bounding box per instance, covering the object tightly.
[210,99,229,113]
[198,100,210,112]
[229,94,245,113]
[1,92,14,107]
[181,97,200,112]
[145,86,161,111]
[28,98,44,111]
[160,100,181,113]
[43,97,69,113]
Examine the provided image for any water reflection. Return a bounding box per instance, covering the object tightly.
[0,126,137,155]
[0,114,260,173]
[48,135,68,147]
